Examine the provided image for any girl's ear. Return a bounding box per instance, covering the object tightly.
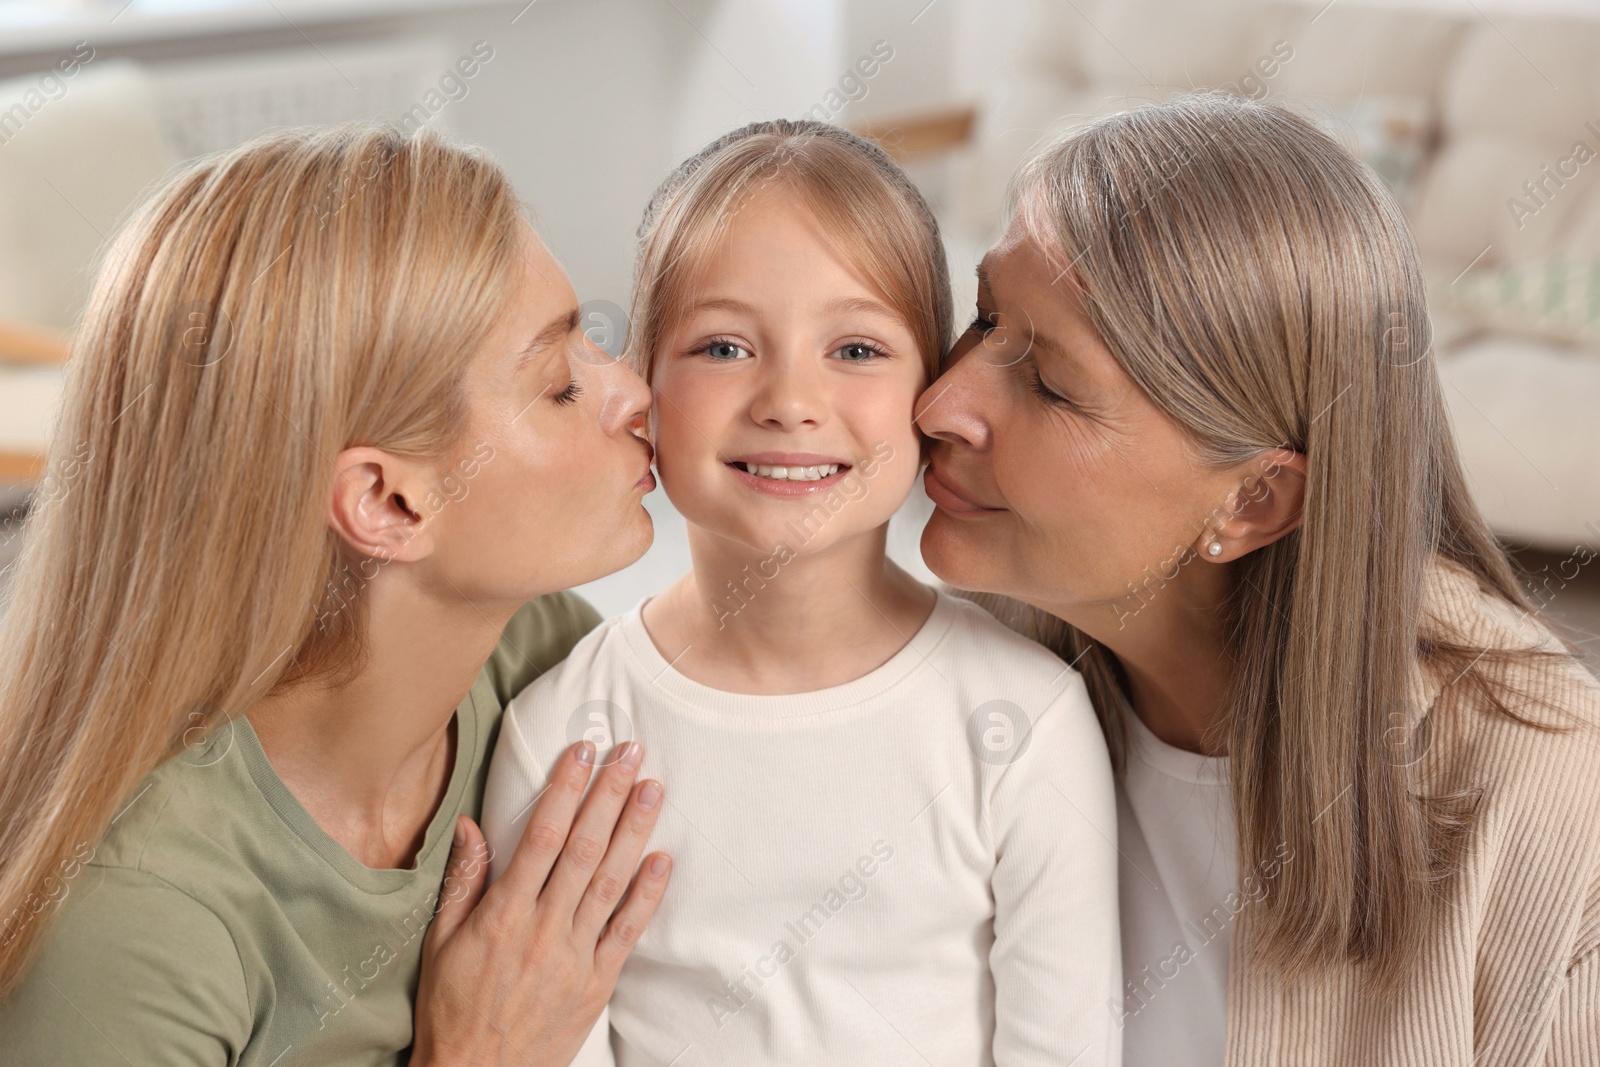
[1203,449,1307,560]
[326,446,442,563]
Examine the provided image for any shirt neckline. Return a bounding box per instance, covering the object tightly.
[1124,705,1230,787]
[618,588,961,720]
[235,674,483,895]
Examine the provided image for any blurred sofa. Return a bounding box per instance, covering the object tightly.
[938,0,1600,552]
[0,58,178,506]
[3,2,1597,557]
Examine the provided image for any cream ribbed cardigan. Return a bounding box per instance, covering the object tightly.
[1225,555,1600,1065]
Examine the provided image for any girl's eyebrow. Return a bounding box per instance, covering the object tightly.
[686,296,897,322]
[824,295,897,321]
[687,296,758,316]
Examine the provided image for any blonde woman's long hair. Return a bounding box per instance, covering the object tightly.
[0,122,523,995]
[961,91,1583,984]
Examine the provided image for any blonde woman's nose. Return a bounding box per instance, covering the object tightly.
[597,358,653,436]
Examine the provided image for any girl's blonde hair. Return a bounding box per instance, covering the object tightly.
[0,122,523,994]
[961,91,1584,985]
[627,119,952,389]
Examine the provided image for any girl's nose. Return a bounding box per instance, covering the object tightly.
[749,353,827,430]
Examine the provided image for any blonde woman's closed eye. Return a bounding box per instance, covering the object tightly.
[551,378,583,406]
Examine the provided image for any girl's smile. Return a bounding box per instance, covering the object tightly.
[725,450,853,496]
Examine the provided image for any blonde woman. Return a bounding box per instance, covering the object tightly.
[0,123,673,1066]
[917,92,1600,1065]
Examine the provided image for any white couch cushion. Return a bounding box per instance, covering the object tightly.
[1412,15,1600,268]
[1413,131,1599,267]
[1439,335,1600,548]
[1439,16,1600,143]
[1270,2,1469,103]
[0,58,173,475]
[0,58,176,334]
[0,364,64,456]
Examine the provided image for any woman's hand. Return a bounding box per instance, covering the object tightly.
[411,740,670,1067]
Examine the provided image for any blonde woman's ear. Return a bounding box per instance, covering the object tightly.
[325,445,441,564]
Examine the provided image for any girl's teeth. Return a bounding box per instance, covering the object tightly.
[741,463,839,481]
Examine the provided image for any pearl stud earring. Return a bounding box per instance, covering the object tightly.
[1207,541,1223,557]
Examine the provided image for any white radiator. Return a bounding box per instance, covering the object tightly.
[147,37,453,158]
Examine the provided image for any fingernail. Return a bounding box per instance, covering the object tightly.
[638,780,662,810]
[649,854,670,877]
[619,741,643,770]
[453,817,466,848]
[576,740,596,765]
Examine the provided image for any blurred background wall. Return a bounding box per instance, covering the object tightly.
[0,0,1596,671]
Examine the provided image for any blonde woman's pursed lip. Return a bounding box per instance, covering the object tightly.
[635,442,656,490]
[923,461,1003,514]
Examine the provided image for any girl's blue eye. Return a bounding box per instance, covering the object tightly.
[835,342,884,362]
[700,340,750,361]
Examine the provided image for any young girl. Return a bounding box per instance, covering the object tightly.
[480,120,1120,1066]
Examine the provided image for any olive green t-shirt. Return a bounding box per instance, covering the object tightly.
[0,591,602,1066]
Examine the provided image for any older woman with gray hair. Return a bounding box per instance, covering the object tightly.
[917,91,1600,1065]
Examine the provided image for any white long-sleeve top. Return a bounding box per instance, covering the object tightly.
[1115,707,1235,1065]
[480,588,1122,1066]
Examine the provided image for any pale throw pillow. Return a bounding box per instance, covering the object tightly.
[1443,259,1600,348]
